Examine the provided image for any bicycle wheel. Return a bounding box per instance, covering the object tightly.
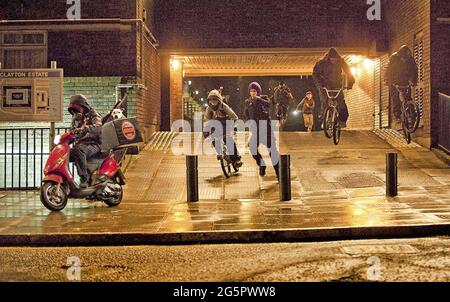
[220,145,232,178]
[220,157,232,178]
[323,107,333,139]
[401,111,412,144]
[404,101,420,133]
[333,112,341,145]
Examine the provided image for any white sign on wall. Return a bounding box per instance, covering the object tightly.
[0,68,64,122]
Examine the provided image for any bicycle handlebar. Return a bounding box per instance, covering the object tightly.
[322,87,344,99]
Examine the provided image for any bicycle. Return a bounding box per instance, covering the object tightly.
[276,103,289,130]
[204,131,241,178]
[322,87,345,145]
[218,137,241,178]
[393,84,421,144]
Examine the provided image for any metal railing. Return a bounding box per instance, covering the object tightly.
[0,127,74,190]
[438,93,450,154]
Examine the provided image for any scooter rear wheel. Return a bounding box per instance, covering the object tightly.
[40,181,68,211]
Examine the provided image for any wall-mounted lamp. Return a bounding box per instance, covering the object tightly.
[363,58,374,70]
[171,59,181,70]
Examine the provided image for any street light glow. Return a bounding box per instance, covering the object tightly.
[363,58,374,70]
[171,59,181,70]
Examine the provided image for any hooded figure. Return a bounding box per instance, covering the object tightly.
[312,48,355,127]
[385,45,419,123]
[205,89,238,121]
[273,81,294,106]
[204,90,242,166]
[68,94,103,188]
[313,48,355,89]
[385,45,418,86]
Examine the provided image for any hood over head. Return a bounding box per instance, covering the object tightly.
[324,47,342,60]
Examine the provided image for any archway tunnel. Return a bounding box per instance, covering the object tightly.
[163,48,386,132]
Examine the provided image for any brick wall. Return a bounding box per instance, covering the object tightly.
[48,29,136,77]
[134,39,162,140]
[0,0,136,20]
[347,61,375,130]
[135,0,161,140]
[170,61,183,125]
[430,0,450,147]
[384,0,431,148]
[154,0,385,49]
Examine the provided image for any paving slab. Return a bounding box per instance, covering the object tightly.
[0,130,449,246]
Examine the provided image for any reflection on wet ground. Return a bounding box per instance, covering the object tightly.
[0,131,448,235]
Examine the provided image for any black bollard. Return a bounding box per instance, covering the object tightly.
[279,154,292,201]
[186,155,199,202]
[386,153,398,197]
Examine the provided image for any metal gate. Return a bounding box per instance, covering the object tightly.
[438,93,450,153]
[0,127,74,190]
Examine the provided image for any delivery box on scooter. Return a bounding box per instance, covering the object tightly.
[101,117,143,150]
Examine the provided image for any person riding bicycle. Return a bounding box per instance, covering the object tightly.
[244,82,280,179]
[204,89,242,168]
[272,81,294,123]
[68,94,102,188]
[385,45,419,130]
[313,47,355,128]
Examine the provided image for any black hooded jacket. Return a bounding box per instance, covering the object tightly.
[313,48,355,89]
[385,46,419,86]
[69,95,102,145]
[244,95,271,122]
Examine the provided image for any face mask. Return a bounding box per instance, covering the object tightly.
[71,112,84,128]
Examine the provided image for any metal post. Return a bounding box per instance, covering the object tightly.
[386,153,398,197]
[49,122,56,151]
[186,155,199,202]
[49,61,58,151]
[49,61,58,152]
[279,154,291,201]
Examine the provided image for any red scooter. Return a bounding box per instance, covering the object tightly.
[40,130,127,211]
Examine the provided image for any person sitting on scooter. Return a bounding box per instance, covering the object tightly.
[204,89,243,168]
[68,94,103,188]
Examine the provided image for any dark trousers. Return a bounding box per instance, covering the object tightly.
[318,89,349,123]
[71,143,101,180]
[249,124,280,173]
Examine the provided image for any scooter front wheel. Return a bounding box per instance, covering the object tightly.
[40,181,68,211]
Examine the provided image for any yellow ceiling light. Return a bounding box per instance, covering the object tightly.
[347,55,365,65]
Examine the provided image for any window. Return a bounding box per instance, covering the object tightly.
[1,31,47,69]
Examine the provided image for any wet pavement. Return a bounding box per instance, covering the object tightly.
[0,130,449,238]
